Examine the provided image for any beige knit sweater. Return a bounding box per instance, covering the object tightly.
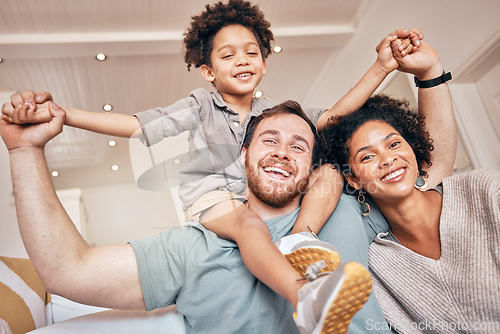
[369,168,500,333]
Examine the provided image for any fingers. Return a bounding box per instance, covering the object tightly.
[49,103,66,130]
[376,34,398,53]
[35,91,53,104]
[8,101,53,124]
[2,102,15,123]
[398,38,414,56]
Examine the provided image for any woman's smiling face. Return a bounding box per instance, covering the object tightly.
[346,120,420,201]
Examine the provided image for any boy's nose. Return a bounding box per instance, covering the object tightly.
[235,53,250,66]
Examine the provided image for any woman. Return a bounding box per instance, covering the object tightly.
[321,95,500,333]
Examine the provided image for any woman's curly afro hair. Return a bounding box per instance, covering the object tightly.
[320,94,434,179]
[183,0,274,70]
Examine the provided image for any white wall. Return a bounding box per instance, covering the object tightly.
[81,183,178,247]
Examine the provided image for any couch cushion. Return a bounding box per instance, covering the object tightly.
[0,256,50,334]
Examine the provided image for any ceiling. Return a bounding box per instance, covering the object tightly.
[1,0,499,191]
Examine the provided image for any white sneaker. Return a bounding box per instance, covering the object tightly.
[294,262,372,334]
[277,232,341,279]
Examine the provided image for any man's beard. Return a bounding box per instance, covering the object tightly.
[245,157,310,208]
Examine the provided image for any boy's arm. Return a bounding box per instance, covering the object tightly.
[316,29,423,131]
[0,103,145,310]
[292,164,343,235]
[2,90,142,138]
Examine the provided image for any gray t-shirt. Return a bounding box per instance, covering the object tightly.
[134,88,325,210]
[130,194,391,334]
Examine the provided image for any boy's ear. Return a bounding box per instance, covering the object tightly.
[344,172,361,191]
[200,65,215,83]
[262,59,267,76]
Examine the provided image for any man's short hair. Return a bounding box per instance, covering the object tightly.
[242,100,321,166]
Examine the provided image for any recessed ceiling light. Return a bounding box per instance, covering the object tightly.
[51,170,59,177]
[103,104,113,111]
[96,53,107,61]
[108,140,117,147]
[254,90,263,98]
[173,158,181,165]
[111,164,119,171]
[273,46,282,53]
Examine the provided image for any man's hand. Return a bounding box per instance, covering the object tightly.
[2,90,54,124]
[0,102,65,151]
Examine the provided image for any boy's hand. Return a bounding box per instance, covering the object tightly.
[0,102,65,151]
[375,28,424,75]
[2,90,54,124]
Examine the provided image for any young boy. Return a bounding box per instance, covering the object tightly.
[2,0,421,330]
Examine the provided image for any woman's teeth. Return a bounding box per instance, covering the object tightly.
[382,168,404,181]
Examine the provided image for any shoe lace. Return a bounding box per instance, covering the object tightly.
[302,259,330,281]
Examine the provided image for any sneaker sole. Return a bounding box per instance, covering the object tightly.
[285,247,341,279]
[316,262,372,334]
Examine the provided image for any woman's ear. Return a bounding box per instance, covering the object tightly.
[200,65,215,83]
[344,172,361,191]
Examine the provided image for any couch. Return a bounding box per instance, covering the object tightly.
[0,256,185,334]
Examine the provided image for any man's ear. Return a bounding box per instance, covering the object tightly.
[200,65,215,83]
[344,172,361,191]
[240,146,248,166]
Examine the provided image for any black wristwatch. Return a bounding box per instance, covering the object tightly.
[414,71,452,88]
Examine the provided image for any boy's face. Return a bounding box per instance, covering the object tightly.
[201,25,267,98]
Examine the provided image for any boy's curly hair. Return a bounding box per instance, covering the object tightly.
[183,0,274,70]
[320,94,434,179]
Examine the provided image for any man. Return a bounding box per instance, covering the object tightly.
[1,99,388,333]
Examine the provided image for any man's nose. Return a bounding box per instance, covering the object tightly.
[272,143,290,160]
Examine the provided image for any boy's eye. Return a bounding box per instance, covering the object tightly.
[222,54,233,59]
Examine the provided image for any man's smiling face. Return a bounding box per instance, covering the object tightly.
[241,113,314,208]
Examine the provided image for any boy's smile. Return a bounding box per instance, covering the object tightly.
[201,24,267,99]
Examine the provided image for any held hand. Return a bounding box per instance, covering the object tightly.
[375,28,424,75]
[2,90,54,124]
[391,40,442,79]
[0,102,65,151]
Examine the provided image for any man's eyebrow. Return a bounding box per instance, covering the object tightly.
[354,132,398,157]
[258,129,279,138]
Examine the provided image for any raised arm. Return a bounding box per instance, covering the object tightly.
[317,29,423,130]
[2,90,142,138]
[390,36,456,187]
[0,103,145,310]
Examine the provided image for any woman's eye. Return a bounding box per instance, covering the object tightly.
[389,141,400,148]
[360,155,373,162]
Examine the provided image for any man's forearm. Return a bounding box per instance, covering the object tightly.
[10,146,90,291]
